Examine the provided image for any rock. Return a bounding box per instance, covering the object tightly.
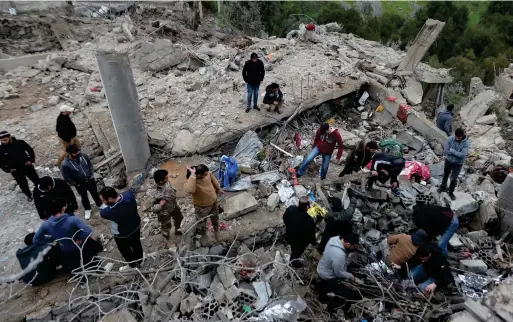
[4,93,20,99]
[459,90,499,126]
[147,131,167,147]
[30,104,43,112]
[293,185,308,198]
[154,96,168,105]
[258,181,273,198]
[180,293,199,315]
[466,230,488,243]
[401,77,423,105]
[267,193,280,211]
[209,245,226,256]
[324,22,341,32]
[476,114,497,125]
[167,289,182,309]
[447,192,478,216]
[216,265,237,289]
[198,67,207,75]
[101,308,137,322]
[177,57,204,71]
[223,192,259,220]
[140,98,149,108]
[20,69,41,78]
[396,131,424,151]
[479,179,496,196]
[197,273,213,290]
[460,259,487,274]
[47,95,60,106]
[41,76,52,84]
[229,62,239,71]
[186,81,203,92]
[224,285,241,302]
[26,307,52,322]
[469,77,485,98]
[136,39,187,71]
[172,129,196,156]
[449,234,463,248]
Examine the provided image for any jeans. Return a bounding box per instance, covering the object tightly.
[438,215,459,256]
[12,165,39,198]
[114,228,143,268]
[247,83,260,107]
[74,179,102,211]
[411,264,437,292]
[441,160,463,193]
[297,147,332,180]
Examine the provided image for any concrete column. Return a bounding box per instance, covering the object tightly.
[96,51,150,172]
[397,19,445,71]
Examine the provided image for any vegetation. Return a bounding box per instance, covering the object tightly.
[208,1,513,91]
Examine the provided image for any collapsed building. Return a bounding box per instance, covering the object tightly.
[1,2,513,322]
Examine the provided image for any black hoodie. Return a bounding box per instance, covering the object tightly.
[0,137,36,172]
[417,243,455,288]
[56,114,77,142]
[242,59,265,85]
[33,177,78,220]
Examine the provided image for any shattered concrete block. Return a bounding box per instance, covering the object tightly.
[47,95,60,106]
[449,234,464,248]
[180,293,199,315]
[459,90,499,126]
[26,307,52,322]
[147,131,167,147]
[167,289,183,309]
[476,114,497,125]
[156,295,171,315]
[223,192,258,220]
[216,265,237,289]
[252,281,272,310]
[401,77,423,105]
[30,104,43,112]
[258,181,273,198]
[363,216,375,230]
[447,192,478,216]
[136,39,186,71]
[466,230,488,243]
[396,131,424,151]
[460,259,488,274]
[101,308,137,322]
[266,193,280,211]
[224,285,241,302]
[209,275,225,302]
[172,129,196,156]
[293,185,308,198]
[20,69,41,78]
[197,272,213,290]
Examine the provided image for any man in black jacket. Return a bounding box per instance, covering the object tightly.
[33,176,78,220]
[283,196,316,268]
[411,243,455,295]
[0,131,39,201]
[242,52,265,113]
[56,105,81,167]
[368,152,405,196]
[339,139,378,177]
[263,83,283,114]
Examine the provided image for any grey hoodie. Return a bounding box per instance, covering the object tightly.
[443,135,469,165]
[317,236,354,280]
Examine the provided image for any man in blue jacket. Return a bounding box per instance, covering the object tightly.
[436,104,454,136]
[438,128,469,200]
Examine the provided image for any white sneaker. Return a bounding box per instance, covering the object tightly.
[119,265,131,272]
[84,210,91,220]
[99,204,107,210]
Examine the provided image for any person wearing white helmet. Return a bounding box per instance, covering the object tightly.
[56,104,81,167]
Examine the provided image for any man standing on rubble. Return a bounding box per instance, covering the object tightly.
[438,128,469,200]
[297,123,344,180]
[338,139,379,177]
[185,164,225,242]
[33,176,78,220]
[412,204,459,257]
[367,152,405,196]
[153,170,183,244]
[61,145,105,220]
[283,196,317,268]
[387,229,427,268]
[0,131,39,201]
[411,243,455,295]
[242,52,265,113]
[56,104,81,167]
[436,104,454,136]
[100,186,143,269]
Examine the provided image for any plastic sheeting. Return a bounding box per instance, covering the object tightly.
[249,298,307,322]
[458,274,497,300]
[225,176,254,192]
[232,131,264,161]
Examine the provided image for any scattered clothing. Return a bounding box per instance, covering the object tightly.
[283,205,316,267]
[16,237,61,285]
[436,110,454,136]
[33,177,78,220]
[317,236,354,281]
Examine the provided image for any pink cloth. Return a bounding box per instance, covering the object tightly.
[399,161,430,181]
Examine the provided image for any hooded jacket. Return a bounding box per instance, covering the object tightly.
[263,85,283,104]
[0,137,36,172]
[242,59,265,85]
[371,152,406,184]
[443,135,469,165]
[436,110,453,136]
[313,129,344,159]
[33,213,92,254]
[419,243,455,287]
[56,114,77,142]
[283,205,316,247]
[317,236,354,280]
[61,153,94,186]
[33,177,78,220]
[413,204,454,238]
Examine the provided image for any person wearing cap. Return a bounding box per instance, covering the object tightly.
[0,131,39,201]
[56,104,81,167]
[33,176,78,220]
[61,145,105,220]
[242,52,265,113]
[297,123,344,180]
[387,229,427,268]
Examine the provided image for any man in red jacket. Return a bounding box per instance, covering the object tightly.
[297,123,343,180]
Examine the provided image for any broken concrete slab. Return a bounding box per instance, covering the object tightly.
[459,90,499,127]
[460,259,488,274]
[446,192,479,216]
[216,265,237,289]
[293,185,308,198]
[223,192,259,220]
[171,129,195,156]
[449,234,463,248]
[179,293,199,315]
[224,285,241,302]
[250,171,282,184]
[396,131,424,151]
[258,181,273,197]
[147,131,167,147]
[267,193,280,211]
[136,39,186,72]
[401,77,423,105]
[20,69,41,78]
[101,308,137,322]
[252,281,272,310]
[476,114,497,125]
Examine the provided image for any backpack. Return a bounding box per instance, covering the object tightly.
[218,155,239,188]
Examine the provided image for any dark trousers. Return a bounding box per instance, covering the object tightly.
[290,242,308,267]
[114,228,143,268]
[319,278,362,306]
[64,238,103,273]
[12,165,39,198]
[75,179,101,211]
[441,160,463,193]
[339,163,359,177]
[318,220,352,254]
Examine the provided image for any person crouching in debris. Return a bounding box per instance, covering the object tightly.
[16,233,61,286]
[56,104,81,167]
[412,204,459,257]
[185,164,225,242]
[387,229,427,269]
[318,182,357,254]
[297,123,344,180]
[367,152,405,196]
[317,233,363,303]
[100,187,143,270]
[411,243,455,296]
[0,130,39,201]
[153,170,183,244]
[437,128,469,200]
[338,139,378,177]
[33,176,78,220]
[283,196,317,268]
[32,198,102,273]
[263,83,283,114]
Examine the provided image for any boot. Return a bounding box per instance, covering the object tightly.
[437,185,446,193]
[213,229,220,242]
[274,105,281,114]
[448,181,457,200]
